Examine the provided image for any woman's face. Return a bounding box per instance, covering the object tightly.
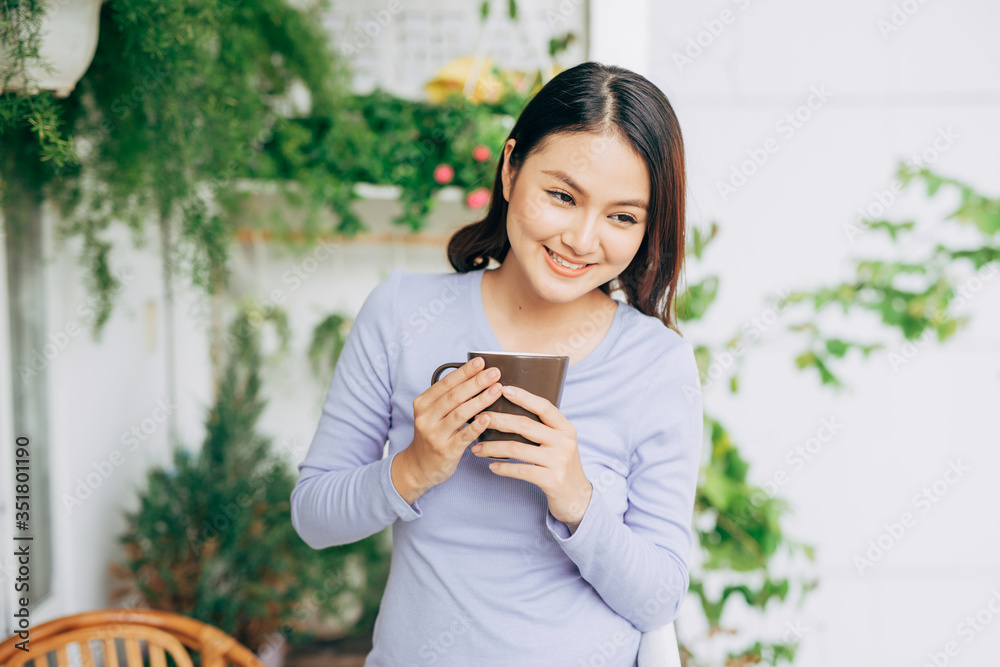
[500,131,649,304]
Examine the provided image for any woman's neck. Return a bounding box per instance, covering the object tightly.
[483,261,607,334]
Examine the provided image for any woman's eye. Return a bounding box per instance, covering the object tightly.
[546,190,637,225]
[547,190,574,204]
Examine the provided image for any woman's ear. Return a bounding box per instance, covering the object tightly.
[501,138,516,202]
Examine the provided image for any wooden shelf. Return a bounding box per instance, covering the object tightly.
[231,178,465,203]
[234,227,453,246]
[231,179,474,246]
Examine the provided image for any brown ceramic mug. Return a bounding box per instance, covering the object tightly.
[431,351,570,460]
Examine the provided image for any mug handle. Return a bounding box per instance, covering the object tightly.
[431,362,464,385]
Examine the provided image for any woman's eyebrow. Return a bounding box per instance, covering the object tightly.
[541,169,648,211]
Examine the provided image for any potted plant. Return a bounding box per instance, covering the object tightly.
[1,0,107,97]
[1,0,350,346]
[109,301,392,661]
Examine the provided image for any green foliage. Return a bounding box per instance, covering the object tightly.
[675,227,815,666]
[688,580,790,630]
[548,32,576,58]
[690,221,718,260]
[2,0,349,335]
[899,165,1000,236]
[112,303,391,652]
[478,0,523,21]
[0,0,79,167]
[308,312,350,382]
[2,0,543,339]
[676,276,719,322]
[783,166,998,387]
[685,414,817,665]
[249,87,525,238]
[677,223,720,322]
[677,166,996,665]
[699,420,791,571]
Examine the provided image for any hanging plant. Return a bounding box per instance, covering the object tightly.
[1,0,350,337]
[0,0,83,168]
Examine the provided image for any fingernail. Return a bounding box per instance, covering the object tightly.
[490,384,502,395]
[502,385,516,397]
[471,443,482,453]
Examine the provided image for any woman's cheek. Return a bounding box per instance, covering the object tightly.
[520,196,542,221]
[517,200,564,238]
[518,188,548,220]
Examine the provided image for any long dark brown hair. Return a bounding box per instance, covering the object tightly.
[446,61,687,334]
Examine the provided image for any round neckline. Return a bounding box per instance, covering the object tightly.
[468,268,624,374]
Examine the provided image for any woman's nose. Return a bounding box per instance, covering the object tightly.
[560,213,601,258]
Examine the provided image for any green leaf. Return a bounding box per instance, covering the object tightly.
[863,219,917,241]
[794,351,817,370]
[937,316,968,342]
[814,356,840,386]
[690,221,718,259]
[676,276,719,322]
[825,339,849,358]
[925,172,944,197]
[702,466,734,509]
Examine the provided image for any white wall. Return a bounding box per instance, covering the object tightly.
[630,0,999,664]
[0,203,213,628]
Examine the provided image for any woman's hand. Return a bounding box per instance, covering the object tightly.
[471,385,594,530]
[393,357,501,504]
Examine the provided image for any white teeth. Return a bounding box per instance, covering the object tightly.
[547,248,587,269]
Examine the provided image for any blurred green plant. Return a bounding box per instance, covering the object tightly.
[701,166,999,393]
[676,222,816,667]
[308,312,350,383]
[1,0,543,343]
[249,85,527,239]
[784,166,999,388]
[110,302,391,654]
[0,0,79,168]
[1,0,348,337]
[675,167,997,666]
[477,0,577,61]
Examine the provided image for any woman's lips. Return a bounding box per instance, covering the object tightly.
[543,246,595,276]
[544,246,593,267]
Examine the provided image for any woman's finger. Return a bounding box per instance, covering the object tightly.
[486,457,545,486]
[473,439,547,465]
[478,411,549,445]
[500,385,572,430]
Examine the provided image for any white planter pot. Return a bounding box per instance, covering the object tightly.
[0,0,106,97]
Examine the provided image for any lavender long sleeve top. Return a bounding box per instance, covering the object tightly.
[291,268,704,667]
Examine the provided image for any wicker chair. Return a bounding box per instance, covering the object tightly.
[0,609,266,667]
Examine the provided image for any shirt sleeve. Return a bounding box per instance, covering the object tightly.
[543,337,704,632]
[290,268,424,550]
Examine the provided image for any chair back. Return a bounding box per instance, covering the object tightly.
[637,621,683,667]
[0,609,266,667]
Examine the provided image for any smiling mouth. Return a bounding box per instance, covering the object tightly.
[544,246,594,269]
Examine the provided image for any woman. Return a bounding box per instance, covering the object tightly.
[291,61,703,667]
